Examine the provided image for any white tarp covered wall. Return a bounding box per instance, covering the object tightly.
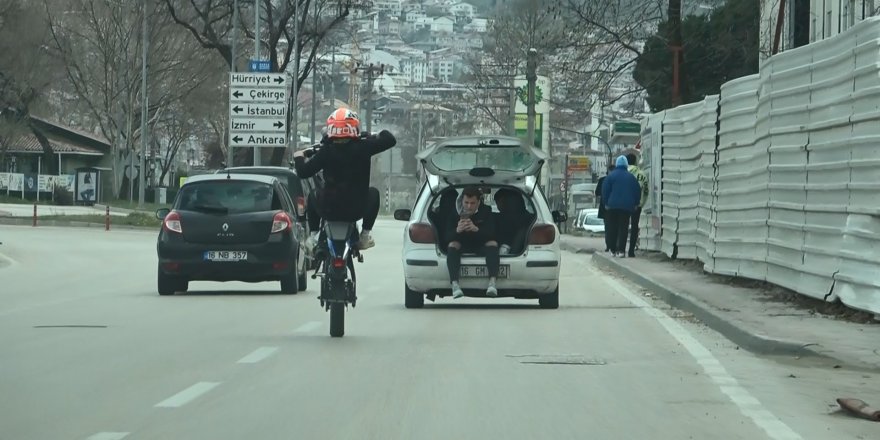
[638,17,880,315]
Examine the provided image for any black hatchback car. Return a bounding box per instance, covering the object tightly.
[218,166,319,233]
[155,173,308,295]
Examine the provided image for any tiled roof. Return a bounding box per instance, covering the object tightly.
[3,133,104,156]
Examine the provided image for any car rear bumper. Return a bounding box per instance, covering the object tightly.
[402,248,560,295]
[157,239,298,282]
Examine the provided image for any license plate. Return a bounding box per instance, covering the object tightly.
[204,251,248,262]
[460,265,509,278]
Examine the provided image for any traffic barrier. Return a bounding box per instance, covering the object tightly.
[105,205,110,231]
[32,203,36,227]
[637,17,880,315]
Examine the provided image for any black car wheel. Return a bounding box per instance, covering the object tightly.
[280,269,299,294]
[297,268,308,292]
[158,270,187,296]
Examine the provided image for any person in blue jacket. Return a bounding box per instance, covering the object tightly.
[601,155,642,257]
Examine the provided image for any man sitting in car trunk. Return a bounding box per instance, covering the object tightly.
[446,186,500,299]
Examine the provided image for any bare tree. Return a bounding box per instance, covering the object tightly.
[0,0,63,167]
[163,0,371,165]
[45,0,223,197]
[462,0,565,132]
[464,0,668,130]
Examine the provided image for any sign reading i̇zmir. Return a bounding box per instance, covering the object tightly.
[228,72,290,148]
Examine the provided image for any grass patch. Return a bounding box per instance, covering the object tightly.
[0,195,52,205]
[38,212,162,228]
[105,199,171,213]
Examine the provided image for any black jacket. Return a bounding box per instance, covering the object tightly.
[294,130,396,221]
[446,203,496,245]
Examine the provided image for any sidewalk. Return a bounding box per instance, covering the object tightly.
[574,247,880,372]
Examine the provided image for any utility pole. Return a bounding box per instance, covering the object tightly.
[360,63,385,133]
[669,0,683,107]
[329,45,336,108]
[291,0,300,152]
[229,0,239,167]
[309,6,318,144]
[138,0,148,208]
[526,48,537,148]
[253,0,262,165]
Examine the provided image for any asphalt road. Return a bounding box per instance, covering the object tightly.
[0,222,875,440]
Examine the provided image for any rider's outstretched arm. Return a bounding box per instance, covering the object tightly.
[364,130,397,156]
[293,149,325,179]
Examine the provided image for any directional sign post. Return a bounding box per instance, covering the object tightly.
[228,73,290,162]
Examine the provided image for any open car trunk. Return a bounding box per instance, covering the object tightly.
[416,135,547,256]
[426,185,537,257]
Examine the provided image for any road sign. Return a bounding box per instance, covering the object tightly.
[228,72,290,148]
[249,59,271,72]
[567,155,590,171]
[229,133,287,147]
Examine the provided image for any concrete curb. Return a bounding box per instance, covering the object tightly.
[560,241,596,254]
[590,251,839,362]
[0,217,158,231]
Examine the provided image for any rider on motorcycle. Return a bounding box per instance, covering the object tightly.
[292,107,396,253]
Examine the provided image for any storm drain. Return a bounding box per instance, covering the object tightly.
[506,354,607,365]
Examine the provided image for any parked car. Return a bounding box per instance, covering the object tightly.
[575,208,604,236]
[395,135,566,309]
[155,173,308,295]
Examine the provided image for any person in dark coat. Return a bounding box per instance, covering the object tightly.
[601,155,641,257]
[594,164,615,252]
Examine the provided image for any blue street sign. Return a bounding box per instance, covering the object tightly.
[249,60,271,72]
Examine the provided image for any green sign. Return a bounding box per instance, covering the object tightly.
[514,113,542,148]
[516,85,544,107]
[614,121,640,134]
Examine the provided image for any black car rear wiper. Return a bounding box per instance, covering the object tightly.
[192,204,229,214]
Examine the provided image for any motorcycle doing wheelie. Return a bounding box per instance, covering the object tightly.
[302,145,362,338]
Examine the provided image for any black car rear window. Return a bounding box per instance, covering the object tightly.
[176,181,281,213]
[226,169,304,197]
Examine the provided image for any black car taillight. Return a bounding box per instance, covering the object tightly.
[164,211,183,234]
[271,211,292,233]
[295,196,306,217]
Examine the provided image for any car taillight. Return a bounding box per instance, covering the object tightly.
[164,211,183,234]
[295,196,306,217]
[271,211,292,233]
[332,258,346,268]
[408,223,435,244]
[529,224,556,245]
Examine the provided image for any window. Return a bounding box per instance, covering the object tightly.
[176,181,278,214]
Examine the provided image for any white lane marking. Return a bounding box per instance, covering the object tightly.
[86,433,129,440]
[237,346,279,364]
[154,382,220,408]
[592,265,804,440]
[294,321,322,333]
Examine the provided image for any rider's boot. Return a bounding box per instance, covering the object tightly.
[357,229,375,250]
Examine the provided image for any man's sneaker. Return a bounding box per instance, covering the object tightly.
[628,251,636,258]
[358,230,375,250]
[452,281,464,299]
[304,232,319,256]
[486,278,498,297]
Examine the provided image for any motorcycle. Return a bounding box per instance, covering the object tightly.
[301,143,364,338]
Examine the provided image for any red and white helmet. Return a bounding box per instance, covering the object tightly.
[326,107,360,140]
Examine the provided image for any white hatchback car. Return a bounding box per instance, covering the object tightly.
[394,135,567,309]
